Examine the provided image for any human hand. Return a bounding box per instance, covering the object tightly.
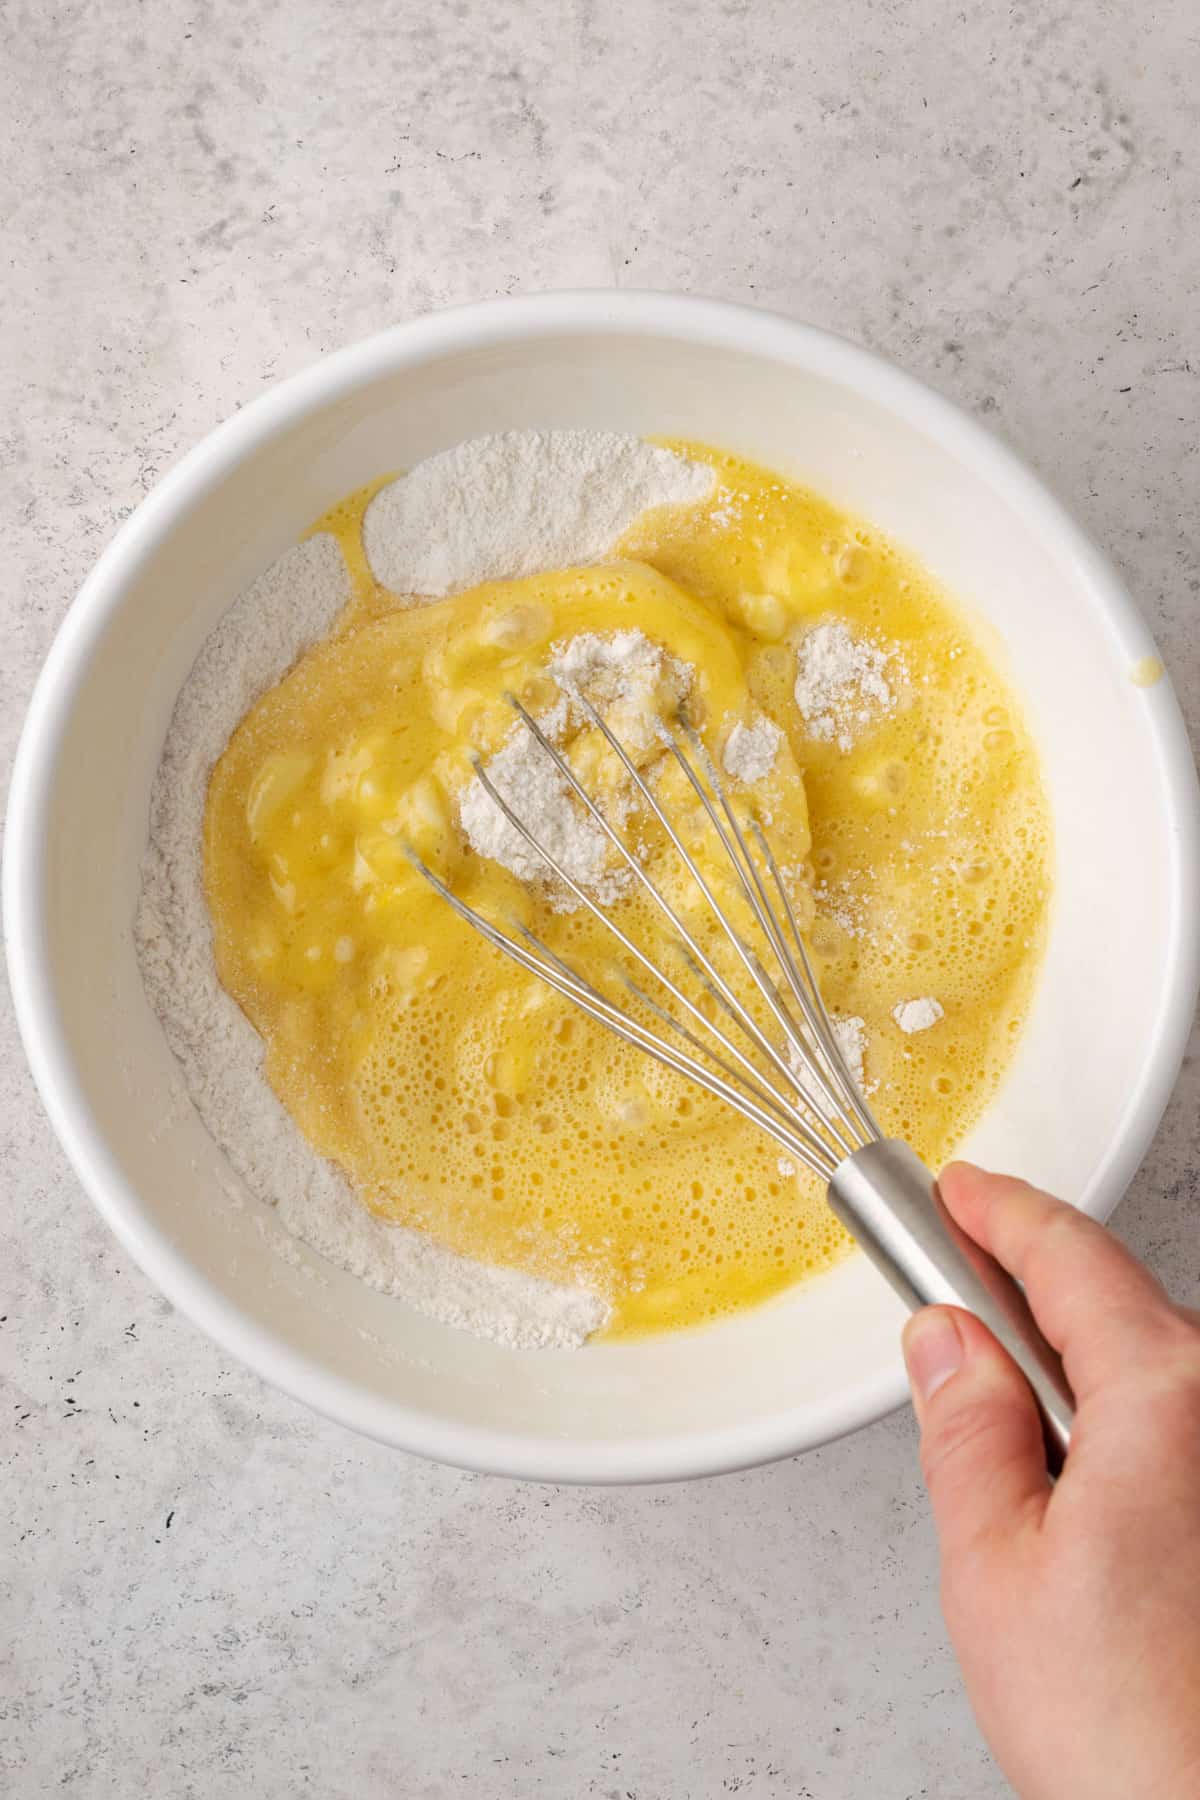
[902,1162,1200,1800]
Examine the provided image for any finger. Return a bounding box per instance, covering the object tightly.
[903,1305,1051,1566]
[939,1162,1180,1398]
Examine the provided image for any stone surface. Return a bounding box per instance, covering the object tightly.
[2,0,1198,1794]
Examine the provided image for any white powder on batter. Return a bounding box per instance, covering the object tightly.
[893,996,945,1034]
[549,627,684,753]
[790,1014,868,1115]
[793,620,899,751]
[827,1015,867,1091]
[460,628,691,910]
[779,1012,869,1172]
[362,430,713,596]
[459,697,630,908]
[723,716,782,783]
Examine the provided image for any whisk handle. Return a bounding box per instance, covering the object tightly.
[827,1139,1074,1469]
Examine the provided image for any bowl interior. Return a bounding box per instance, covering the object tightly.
[12,305,1194,1479]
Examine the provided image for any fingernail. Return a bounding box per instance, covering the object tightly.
[903,1309,965,1408]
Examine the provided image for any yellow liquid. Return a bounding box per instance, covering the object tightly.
[204,442,1051,1337]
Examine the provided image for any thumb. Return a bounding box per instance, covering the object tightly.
[903,1306,1051,1563]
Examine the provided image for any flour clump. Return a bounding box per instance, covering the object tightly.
[892,996,945,1034]
[460,627,694,909]
[363,431,713,597]
[791,1014,868,1108]
[793,620,900,751]
[458,698,628,908]
[723,716,782,783]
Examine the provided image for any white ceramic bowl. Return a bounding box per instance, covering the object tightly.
[7,294,1199,1482]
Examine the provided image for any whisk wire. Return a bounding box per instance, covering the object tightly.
[494,699,830,1123]
[467,754,813,1137]
[408,695,893,1183]
[681,722,872,1140]
[406,852,834,1177]
[517,922,841,1168]
[662,715,863,1154]
[406,679,1078,1460]
[751,820,883,1143]
[538,693,857,1157]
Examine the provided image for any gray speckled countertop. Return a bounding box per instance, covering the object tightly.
[2,2,1198,1794]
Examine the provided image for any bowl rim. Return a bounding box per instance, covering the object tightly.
[6,290,1200,1483]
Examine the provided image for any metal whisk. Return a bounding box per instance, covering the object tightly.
[411,694,1073,1463]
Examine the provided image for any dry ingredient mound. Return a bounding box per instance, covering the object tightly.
[723,715,782,783]
[549,627,682,752]
[793,619,899,751]
[135,432,716,1349]
[363,430,714,596]
[460,628,692,909]
[458,696,639,909]
[793,1014,867,1112]
[893,996,945,1034]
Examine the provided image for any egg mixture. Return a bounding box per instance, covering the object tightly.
[203,443,1051,1338]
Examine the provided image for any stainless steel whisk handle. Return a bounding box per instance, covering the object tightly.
[828,1139,1074,1468]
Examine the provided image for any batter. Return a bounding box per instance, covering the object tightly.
[203,441,1051,1337]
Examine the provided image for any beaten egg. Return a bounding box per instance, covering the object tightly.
[204,442,1051,1337]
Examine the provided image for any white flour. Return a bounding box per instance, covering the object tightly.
[824,1015,867,1093]
[458,697,630,908]
[777,1011,871,1177]
[460,628,691,909]
[723,716,782,783]
[137,537,607,1348]
[136,434,713,1349]
[791,1014,868,1113]
[550,627,683,754]
[362,430,713,596]
[794,620,900,751]
[893,996,945,1034]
